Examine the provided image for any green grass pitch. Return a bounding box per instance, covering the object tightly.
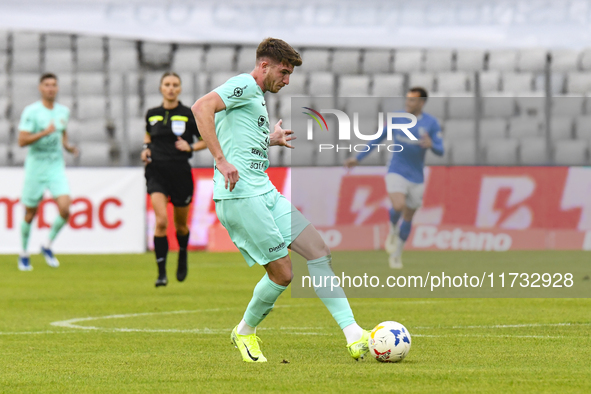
[1,251,590,393]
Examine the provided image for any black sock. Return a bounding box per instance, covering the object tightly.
[154,236,169,277]
[176,232,189,281]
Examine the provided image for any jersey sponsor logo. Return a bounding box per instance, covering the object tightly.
[228,85,247,99]
[251,148,265,158]
[268,241,286,253]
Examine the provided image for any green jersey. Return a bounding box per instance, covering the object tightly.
[213,73,274,200]
[18,101,70,164]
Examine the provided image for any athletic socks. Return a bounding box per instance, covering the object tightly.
[154,236,169,278]
[46,215,67,247]
[399,219,412,242]
[243,273,287,328]
[176,231,189,282]
[237,319,256,336]
[307,255,356,330]
[21,220,31,255]
[389,208,401,227]
[343,322,364,344]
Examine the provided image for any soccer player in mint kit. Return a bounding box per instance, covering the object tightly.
[345,87,444,269]
[17,73,78,271]
[193,38,370,363]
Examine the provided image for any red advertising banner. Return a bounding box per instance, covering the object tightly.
[158,166,591,252]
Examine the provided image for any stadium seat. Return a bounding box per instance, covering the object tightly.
[76,95,107,120]
[450,139,477,165]
[277,96,305,119]
[408,72,434,91]
[479,71,501,93]
[517,49,548,72]
[444,119,474,140]
[436,72,470,93]
[455,49,485,72]
[502,72,534,92]
[485,139,519,165]
[289,139,316,166]
[58,96,74,112]
[142,42,173,67]
[551,94,584,116]
[566,72,591,94]
[189,150,215,168]
[109,72,140,97]
[482,93,515,118]
[575,115,591,140]
[550,49,580,72]
[393,49,423,73]
[0,73,7,98]
[308,72,335,96]
[204,47,236,72]
[447,95,476,119]
[424,94,446,119]
[77,36,105,72]
[338,75,370,97]
[508,117,541,139]
[10,144,27,166]
[372,74,404,97]
[515,93,545,117]
[424,49,453,72]
[550,116,573,140]
[78,141,112,166]
[45,34,72,50]
[143,94,164,113]
[125,117,147,155]
[538,72,567,95]
[67,119,109,143]
[172,47,204,73]
[579,48,591,71]
[278,71,306,96]
[11,73,41,113]
[424,146,449,165]
[487,50,517,72]
[332,49,361,74]
[479,118,507,146]
[44,49,74,73]
[107,39,138,72]
[554,139,588,165]
[13,31,40,51]
[362,50,392,74]
[0,119,11,143]
[0,96,8,119]
[77,72,105,95]
[300,49,331,72]
[209,72,236,91]
[0,143,9,166]
[520,137,548,165]
[110,94,142,122]
[236,46,257,73]
[13,50,40,73]
[0,30,6,52]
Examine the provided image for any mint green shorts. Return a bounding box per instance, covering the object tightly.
[22,161,70,208]
[215,188,310,267]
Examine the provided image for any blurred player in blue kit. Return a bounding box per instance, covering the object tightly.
[345,87,444,268]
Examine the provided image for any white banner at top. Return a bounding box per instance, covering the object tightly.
[1,0,591,48]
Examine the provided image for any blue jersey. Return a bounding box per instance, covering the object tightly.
[356,112,443,184]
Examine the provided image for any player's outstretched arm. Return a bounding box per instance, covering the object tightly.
[18,122,55,147]
[269,120,295,149]
[192,92,239,192]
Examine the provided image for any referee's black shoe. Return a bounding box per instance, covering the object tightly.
[155,275,168,287]
[176,251,188,282]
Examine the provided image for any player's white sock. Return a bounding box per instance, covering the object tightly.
[343,322,364,344]
[237,319,256,335]
[395,237,405,258]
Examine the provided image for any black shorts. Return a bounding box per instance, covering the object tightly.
[145,161,194,207]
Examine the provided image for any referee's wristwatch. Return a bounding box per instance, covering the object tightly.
[142,143,151,150]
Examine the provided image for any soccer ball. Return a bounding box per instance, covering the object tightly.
[368,321,412,362]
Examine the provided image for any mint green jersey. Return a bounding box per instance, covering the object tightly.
[18,101,70,164]
[213,73,274,200]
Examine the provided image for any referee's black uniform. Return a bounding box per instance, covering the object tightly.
[144,102,200,206]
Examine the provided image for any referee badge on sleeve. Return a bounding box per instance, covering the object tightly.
[171,120,186,136]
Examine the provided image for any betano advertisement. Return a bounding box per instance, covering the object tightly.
[205,166,591,252]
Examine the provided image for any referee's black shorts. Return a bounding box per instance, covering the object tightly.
[145,160,194,207]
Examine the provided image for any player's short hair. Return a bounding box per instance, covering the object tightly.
[256,38,302,67]
[160,72,181,85]
[408,86,428,101]
[40,73,57,83]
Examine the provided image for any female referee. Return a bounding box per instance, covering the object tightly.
[141,72,206,287]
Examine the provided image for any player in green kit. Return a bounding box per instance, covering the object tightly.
[17,73,78,271]
[193,38,370,362]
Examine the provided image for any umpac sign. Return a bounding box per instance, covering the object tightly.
[302,107,417,153]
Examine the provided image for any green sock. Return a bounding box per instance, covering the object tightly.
[21,221,32,254]
[307,255,356,330]
[243,273,287,328]
[49,215,68,243]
